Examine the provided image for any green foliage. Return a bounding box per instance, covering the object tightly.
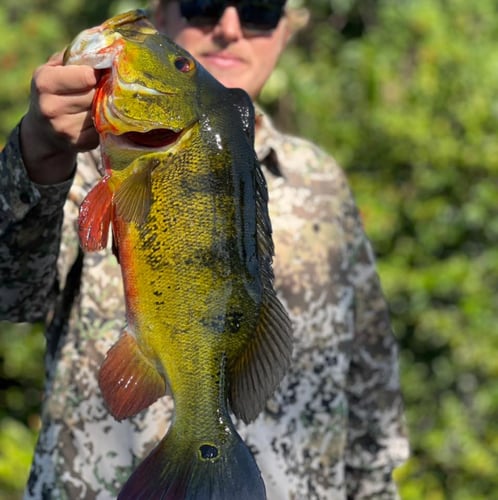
[0,323,44,421]
[0,322,44,497]
[1,0,497,498]
[0,417,39,497]
[263,0,498,497]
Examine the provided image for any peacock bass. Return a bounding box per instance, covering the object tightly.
[63,10,292,500]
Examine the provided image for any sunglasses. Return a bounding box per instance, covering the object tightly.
[179,0,286,33]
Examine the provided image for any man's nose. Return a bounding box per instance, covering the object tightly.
[212,6,244,41]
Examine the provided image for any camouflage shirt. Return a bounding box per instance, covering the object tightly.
[0,109,408,500]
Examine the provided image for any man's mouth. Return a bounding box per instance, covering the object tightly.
[201,51,245,69]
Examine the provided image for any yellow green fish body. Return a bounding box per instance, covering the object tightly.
[64,10,292,500]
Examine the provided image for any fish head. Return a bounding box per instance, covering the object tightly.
[63,10,214,168]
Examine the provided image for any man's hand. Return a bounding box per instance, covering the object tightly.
[20,52,101,185]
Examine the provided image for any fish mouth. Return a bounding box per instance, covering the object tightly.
[95,70,189,147]
[98,101,193,152]
[121,129,182,148]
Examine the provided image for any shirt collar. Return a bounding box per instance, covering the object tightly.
[254,105,285,178]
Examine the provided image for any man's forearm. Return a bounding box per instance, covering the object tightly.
[0,124,73,322]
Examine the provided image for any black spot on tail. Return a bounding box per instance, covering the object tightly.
[199,444,219,460]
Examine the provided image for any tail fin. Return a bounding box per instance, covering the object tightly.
[118,427,266,500]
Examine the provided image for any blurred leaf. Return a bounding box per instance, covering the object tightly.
[0,418,38,495]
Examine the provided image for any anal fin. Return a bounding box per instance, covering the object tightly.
[99,331,166,420]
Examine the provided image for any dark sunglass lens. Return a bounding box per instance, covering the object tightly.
[180,0,285,31]
[180,0,225,24]
[239,1,284,31]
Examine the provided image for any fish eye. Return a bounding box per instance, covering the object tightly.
[174,56,193,73]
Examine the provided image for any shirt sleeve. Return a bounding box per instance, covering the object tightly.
[344,202,409,498]
[0,124,73,322]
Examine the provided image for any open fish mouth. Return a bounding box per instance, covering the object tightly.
[121,129,183,148]
[95,81,191,150]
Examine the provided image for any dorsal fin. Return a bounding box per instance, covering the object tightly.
[229,159,293,423]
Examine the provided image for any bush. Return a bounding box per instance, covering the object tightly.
[264,0,498,497]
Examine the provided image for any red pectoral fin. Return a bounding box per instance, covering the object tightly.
[78,177,113,251]
[99,331,166,420]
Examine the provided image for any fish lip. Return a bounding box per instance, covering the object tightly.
[116,77,179,98]
[103,101,183,133]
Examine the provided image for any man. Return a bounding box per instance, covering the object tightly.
[0,1,409,498]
